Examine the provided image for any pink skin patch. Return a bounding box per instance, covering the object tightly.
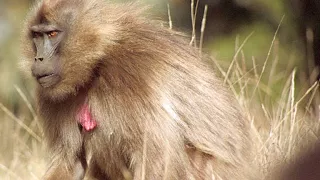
[77,103,97,131]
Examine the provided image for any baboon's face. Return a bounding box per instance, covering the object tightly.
[23,0,109,101]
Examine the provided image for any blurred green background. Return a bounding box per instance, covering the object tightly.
[0,0,319,179]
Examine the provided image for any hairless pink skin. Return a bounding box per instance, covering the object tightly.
[78,104,97,131]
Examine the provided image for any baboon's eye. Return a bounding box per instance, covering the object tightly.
[47,31,59,38]
[32,31,42,38]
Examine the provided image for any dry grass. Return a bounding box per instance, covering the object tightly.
[1,1,319,179]
[0,87,46,179]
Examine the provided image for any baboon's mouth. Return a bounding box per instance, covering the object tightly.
[36,73,54,80]
[36,74,61,88]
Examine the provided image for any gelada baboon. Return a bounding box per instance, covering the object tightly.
[21,0,255,179]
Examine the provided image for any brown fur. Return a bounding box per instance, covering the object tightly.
[272,143,320,180]
[22,0,255,179]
